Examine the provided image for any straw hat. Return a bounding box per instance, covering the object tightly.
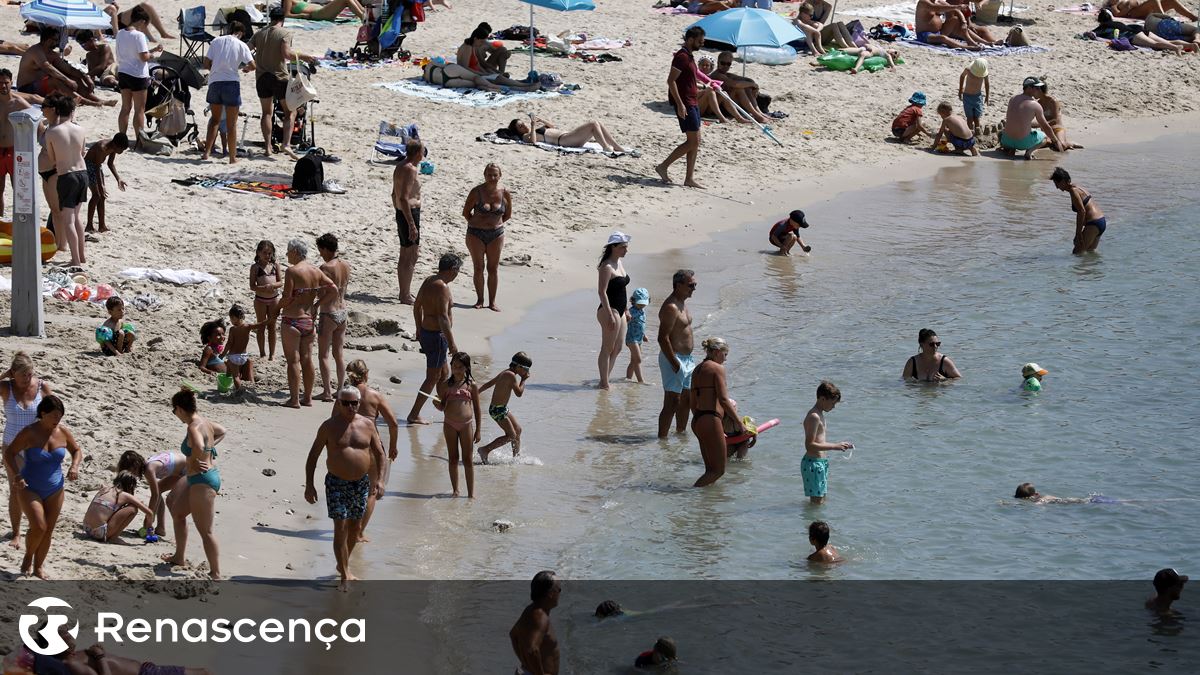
[968,58,988,78]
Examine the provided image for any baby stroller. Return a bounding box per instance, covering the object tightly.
[350,0,416,62]
[144,59,201,148]
[269,61,318,152]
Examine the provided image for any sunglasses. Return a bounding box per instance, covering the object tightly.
[339,399,360,407]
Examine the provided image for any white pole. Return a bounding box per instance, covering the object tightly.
[8,108,45,337]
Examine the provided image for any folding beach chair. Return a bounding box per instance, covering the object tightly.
[370,121,420,164]
[177,6,215,63]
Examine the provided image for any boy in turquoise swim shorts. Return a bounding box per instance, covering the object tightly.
[477,351,532,462]
[802,380,853,505]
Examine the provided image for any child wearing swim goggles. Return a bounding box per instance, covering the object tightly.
[477,352,532,463]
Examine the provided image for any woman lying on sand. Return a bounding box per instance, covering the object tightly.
[1094,9,1196,53]
[507,116,627,153]
[282,0,367,22]
[422,61,540,93]
[1105,0,1197,22]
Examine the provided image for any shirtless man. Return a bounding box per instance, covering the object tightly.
[76,31,118,89]
[39,626,212,675]
[406,254,461,424]
[17,27,112,107]
[657,270,697,438]
[0,69,30,219]
[316,233,351,402]
[1000,77,1063,160]
[710,52,771,124]
[510,570,561,675]
[342,359,399,542]
[1146,568,1188,615]
[393,138,423,304]
[1107,0,1198,21]
[305,386,385,591]
[914,0,983,50]
[45,96,89,266]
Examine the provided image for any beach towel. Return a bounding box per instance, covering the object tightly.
[285,15,356,31]
[318,56,404,71]
[1054,3,1098,14]
[170,173,302,199]
[119,269,220,285]
[844,1,1027,22]
[652,6,694,15]
[375,79,563,108]
[894,33,1049,56]
[477,132,637,157]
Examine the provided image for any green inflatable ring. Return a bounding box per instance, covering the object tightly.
[816,50,901,73]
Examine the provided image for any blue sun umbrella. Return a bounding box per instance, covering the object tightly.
[689,7,805,74]
[517,0,596,79]
[19,0,111,30]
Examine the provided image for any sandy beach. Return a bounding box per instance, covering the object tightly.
[0,0,1198,589]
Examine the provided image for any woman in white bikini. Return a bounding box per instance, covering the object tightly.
[250,240,283,360]
[1,352,53,549]
[316,233,351,402]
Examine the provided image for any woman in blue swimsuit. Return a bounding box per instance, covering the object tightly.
[2,395,81,579]
[160,388,226,580]
[1051,167,1107,254]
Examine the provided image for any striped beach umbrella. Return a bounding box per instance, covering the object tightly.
[19,0,111,30]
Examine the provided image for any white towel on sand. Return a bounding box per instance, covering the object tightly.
[119,268,220,285]
[375,80,562,108]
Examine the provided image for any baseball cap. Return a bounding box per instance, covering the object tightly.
[607,231,631,246]
[789,210,809,228]
[1021,363,1048,378]
[1022,76,1044,89]
[1154,568,1189,593]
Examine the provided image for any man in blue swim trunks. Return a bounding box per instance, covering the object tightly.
[914,0,982,50]
[1000,77,1064,160]
[802,381,853,505]
[657,270,697,438]
[306,386,385,591]
[406,253,461,424]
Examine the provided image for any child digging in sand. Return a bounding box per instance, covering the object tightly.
[931,102,979,156]
[477,352,531,462]
[625,289,650,383]
[81,470,154,542]
[891,92,930,142]
[433,352,480,497]
[96,296,136,356]
[958,58,990,137]
[223,304,267,391]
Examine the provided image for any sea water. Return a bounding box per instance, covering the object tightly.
[353,133,1200,672]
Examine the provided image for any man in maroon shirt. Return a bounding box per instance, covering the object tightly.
[656,26,711,189]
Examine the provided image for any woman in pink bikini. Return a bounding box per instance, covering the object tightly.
[432,352,481,498]
[117,448,186,537]
[279,239,335,408]
[250,240,283,360]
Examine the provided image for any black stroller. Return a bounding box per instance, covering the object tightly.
[144,53,204,148]
[350,0,416,62]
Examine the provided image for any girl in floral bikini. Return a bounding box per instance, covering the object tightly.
[118,448,187,537]
[433,352,481,498]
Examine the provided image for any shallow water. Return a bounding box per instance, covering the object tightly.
[359,133,1200,588]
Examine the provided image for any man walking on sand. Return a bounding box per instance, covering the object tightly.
[1000,76,1063,160]
[511,570,561,675]
[250,5,316,158]
[393,138,424,304]
[407,254,461,424]
[0,69,30,219]
[656,26,712,189]
[658,270,697,438]
[305,386,385,592]
[45,96,89,266]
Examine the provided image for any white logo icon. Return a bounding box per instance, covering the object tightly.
[19,597,79,656]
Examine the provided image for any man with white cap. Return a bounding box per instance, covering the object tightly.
[1000,77,1063,160]
[1021,363,1048,392]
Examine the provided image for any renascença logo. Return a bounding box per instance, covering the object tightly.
[19,597,80,655]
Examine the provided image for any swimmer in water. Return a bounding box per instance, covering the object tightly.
[1014,483,1120,504]
[806,520,842,564]
[595,600,624,619]
[1021,363,1047,392]
[634,637,678,669]
[1146,568,1188,616]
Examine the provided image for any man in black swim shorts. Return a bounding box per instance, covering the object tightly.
[393,138,424,304]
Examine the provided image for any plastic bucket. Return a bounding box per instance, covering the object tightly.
[216,374,234,393]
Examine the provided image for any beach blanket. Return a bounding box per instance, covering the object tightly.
[119,268,219,285]
[844,1,1027,22]
[285,15,356,31]
[477,132,637,157]
[508,46,623,63]
[652,6,694,15]
[318,57,405,71]
[375,79,563,108]
[171,174,301,199]
[895,34,1050,56]
[1055,3,1099,14]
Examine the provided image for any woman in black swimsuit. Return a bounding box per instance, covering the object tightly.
[507,116,627,154]
[902,328,962,382]
[692,337,737,487]
[596,232,630,390]
[461,163,512,311]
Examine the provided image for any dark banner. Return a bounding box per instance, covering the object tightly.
[1,581,1194,674]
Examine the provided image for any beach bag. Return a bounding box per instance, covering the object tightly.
[847,20,869,47]
[292,152,324,193]
[285,57,317,110]
[869,23,906,41]
[539,72,562,89]
[1006,26,1030,47]
[975,0,1002,24]
[157,98,187,136]
[1109,36,1137,50]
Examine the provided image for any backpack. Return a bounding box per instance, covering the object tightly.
[292,152,324,193]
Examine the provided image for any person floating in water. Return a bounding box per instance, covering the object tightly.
[1021,363,1048,392]
[634,637,678,669]
[1014,483,1120,504]
[595,600,624,618]
[1146,568,1188,616]
[807,520,842,564]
